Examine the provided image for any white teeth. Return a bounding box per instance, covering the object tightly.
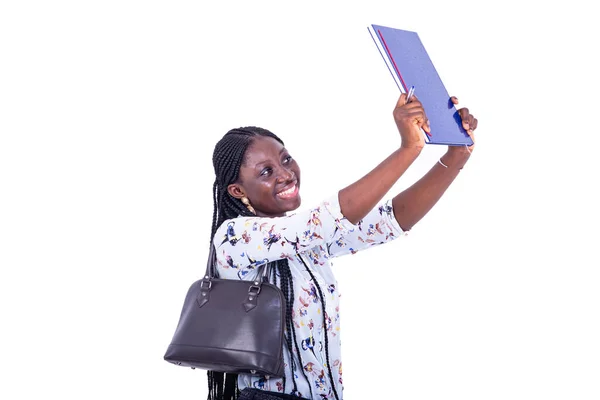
[277,185,296,197]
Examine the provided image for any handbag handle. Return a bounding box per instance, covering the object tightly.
[198,243,273,311]
[204,243,271,282]
[204,243,217,279]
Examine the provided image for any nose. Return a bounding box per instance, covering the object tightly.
[276,166,295,183]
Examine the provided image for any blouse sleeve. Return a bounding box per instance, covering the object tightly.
[213,194,357,280]
[324,198,406,258]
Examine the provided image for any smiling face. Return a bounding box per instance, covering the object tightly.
[227,135,301,217]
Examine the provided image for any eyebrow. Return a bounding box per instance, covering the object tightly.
[254,148,287,169]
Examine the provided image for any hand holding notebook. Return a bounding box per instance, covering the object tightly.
[369,24,475,146]
[393,91,430,150]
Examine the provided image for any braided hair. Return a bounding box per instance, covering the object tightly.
[208,127,339,400]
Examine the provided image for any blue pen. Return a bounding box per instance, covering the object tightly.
[406,85,415,103]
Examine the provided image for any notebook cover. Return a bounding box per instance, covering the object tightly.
[370,24,473,146]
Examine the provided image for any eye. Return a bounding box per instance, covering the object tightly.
[282,155,293,164]
[260,167,272,176]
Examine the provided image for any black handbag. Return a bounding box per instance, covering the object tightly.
[164,245,286,377]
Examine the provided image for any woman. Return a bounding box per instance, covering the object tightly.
[209,93,477,400]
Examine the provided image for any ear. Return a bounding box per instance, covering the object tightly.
[227,183,246,200]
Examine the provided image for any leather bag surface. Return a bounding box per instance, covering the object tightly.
[164,245,285,377]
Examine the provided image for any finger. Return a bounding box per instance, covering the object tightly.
[414,114,427,129]
[465,125,476,144]
[393,104,425,121]
[467,114,476,131]
[465,132,475,153]
[465,114,477,133]
[458,107,470,130]
[395,93,408,108]
[450,96,459,105]
[423,118,431,134]
[407,93,419,103]
[466,128,475,140]
[415,117,429,132]
[421,109,431,133]
[400,96,425,110]
[401,110,427,126]
[403,110,426,120]
[401,102,425,112]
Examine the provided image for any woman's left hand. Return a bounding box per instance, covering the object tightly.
[447,96,477,158]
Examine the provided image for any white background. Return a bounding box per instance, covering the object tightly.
[1,1,599,399]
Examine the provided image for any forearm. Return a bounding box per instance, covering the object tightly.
[339,147,421,224]
[392,150,470,231]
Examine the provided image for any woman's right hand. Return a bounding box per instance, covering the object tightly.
[392,93,429,151]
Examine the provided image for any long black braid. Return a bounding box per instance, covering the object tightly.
[208,127,336,400]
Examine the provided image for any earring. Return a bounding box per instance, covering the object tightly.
[241,196,256,215]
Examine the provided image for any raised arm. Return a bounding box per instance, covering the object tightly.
[392,97,477,231]
[338,93,429,224]
[339,95,477,230]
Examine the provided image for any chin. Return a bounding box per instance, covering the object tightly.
[278,196,300,214]
[275,185,301,213]
[288,197,302,212]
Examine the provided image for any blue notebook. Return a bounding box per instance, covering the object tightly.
[368,24,473,146]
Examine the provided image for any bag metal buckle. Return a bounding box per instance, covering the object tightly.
[243,282,262,312]
[248,283,261,297]
[197,279,212,308]
[200,279,212,290]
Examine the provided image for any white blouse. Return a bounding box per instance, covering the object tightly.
[214,194,405,399]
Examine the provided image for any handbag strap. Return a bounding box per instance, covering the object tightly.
[204,242,217,279]
[204,243,271,282]
[198,243,274,311]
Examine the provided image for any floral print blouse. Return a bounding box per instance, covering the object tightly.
[213,194,405,399]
